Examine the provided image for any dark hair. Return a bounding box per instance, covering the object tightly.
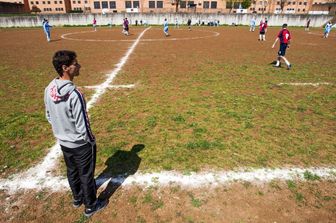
[52,50,77,76]
[282,23,288,28]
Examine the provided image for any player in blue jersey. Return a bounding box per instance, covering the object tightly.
[42,18,52,42]
[250,17,256,32]
[323,22,333,38]
[163,18,169,37]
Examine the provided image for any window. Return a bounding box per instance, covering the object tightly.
[59,1,62,3]
[203,1,209,8]
[54,1,57,3]
[78,1,80,3]
[30,1,33,4]
[35,1,38,4]
[133,1,139,8]
[233,2,239,8]
[303,2,307,5]
[187,1,194,7]
[73,1,75,3]
[125,1,132,8]
[157,1,163,8]
[102,1,108,8]
[210,1,217,8]
[303,8,305,11]
[298,8,300,11]
[276,1,279,4]
[109,1,116,8]
[299,2,302,5]
[42,1,45,4]
[149,0,155,8]
[226,2,232,8]
[180,1,186,7]
[93,1,100,9]
[85,0,87,3]
[288,1,291,4]
[292,1,295,4]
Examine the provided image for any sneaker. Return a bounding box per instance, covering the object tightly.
[73,199,83,208]
[273,63,281,68]
[84,199,109,217]
[287,64,292,70]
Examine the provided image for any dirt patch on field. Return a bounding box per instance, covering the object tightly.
[1,180,335,222]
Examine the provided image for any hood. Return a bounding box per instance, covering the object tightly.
[48,78,75,103]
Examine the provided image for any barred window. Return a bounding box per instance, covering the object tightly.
[210,1,217,8]
[157,1,163,8]
[102,1,108,8]
[93,1,100,9]
[125,1,132,8]
[109,1,116,8]
[203,1,209,8]
[149,1,155,8]
[133,1,139,8]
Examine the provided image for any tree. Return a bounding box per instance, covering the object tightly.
[172,0,183,12]
[241,0,251,9]
[279,0,287,13]
[31,5,41,13]
[226,0,238,13]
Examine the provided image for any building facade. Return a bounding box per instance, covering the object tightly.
[0,0,334,14]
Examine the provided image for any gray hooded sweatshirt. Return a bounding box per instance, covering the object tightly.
[44,78,95,148]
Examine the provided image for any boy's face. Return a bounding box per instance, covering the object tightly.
[66,59,81,78]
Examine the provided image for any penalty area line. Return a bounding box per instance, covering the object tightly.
[1,167,336,193]
[84,84,135,89]
[278,82,332,87]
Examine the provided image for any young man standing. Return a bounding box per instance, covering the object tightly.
[44,50,108,217]
[272,23,292,70]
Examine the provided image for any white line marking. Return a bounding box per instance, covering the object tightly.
[84,84,135,89]
[1,167,336,193]
[0,27,151,194]
[278,82,332,87]
[61,28,219,42]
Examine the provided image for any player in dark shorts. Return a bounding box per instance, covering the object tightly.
[187,18,191,31]
[272,23,292,70]
[259,19,267,41]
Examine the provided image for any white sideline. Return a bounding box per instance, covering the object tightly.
[278,82,332,87]
[84,84,135,89]
[1,167,336,193]
[0,27,151,194]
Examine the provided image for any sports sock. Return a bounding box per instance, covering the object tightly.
[283,57,290,66]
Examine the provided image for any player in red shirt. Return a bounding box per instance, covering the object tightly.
[259,19,267,41]
[272,23,292,70]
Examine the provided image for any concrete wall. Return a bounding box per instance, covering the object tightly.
[0,13,333,27]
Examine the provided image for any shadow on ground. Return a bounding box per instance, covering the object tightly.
[96,144,144,201]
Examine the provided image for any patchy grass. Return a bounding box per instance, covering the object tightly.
[303,170,321,181]
[0,27,335,177]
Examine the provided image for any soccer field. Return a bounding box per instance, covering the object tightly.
[1,25,335,175]
[0,25,335,222]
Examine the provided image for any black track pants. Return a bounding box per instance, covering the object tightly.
[61,143,97,208]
